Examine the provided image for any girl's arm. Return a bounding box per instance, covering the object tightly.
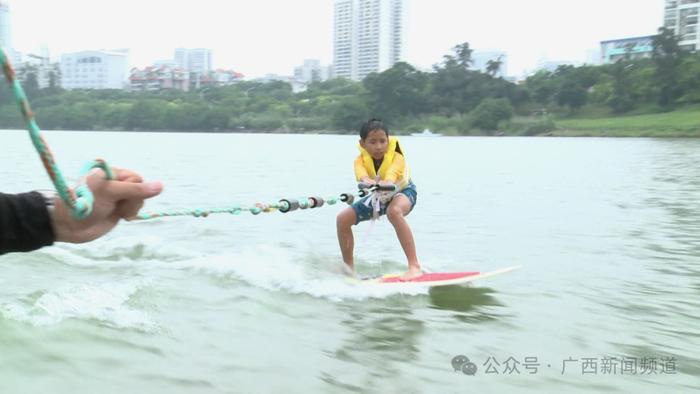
[381,154,406,186]
[354,156,376,184]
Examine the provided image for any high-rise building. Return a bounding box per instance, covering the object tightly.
[0,1,10,49]
[174,48,213,74]
[664,0,699,51]
[188,48,212,74]
[333,0,405,81]
[60,49,129,90]
[174,48,188,70]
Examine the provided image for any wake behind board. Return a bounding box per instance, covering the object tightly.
[356,266,520,287]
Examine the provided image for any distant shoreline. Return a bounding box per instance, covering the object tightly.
[2,104,699,138]
[2,127,699,138]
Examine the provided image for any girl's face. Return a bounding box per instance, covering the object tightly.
[360,129,389,160]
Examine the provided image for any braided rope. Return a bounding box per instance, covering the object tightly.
[0,47,113,219]
[132,195,354,220]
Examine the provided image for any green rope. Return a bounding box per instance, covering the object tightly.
[132,194,354,221]
[0,47,113,219]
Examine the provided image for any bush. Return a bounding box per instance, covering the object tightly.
[286,117,331,131]
[469,98,514,132]
[523,119,556,136]
[331,97,369,131]
[403,114,466,135]
[238,113,284,131]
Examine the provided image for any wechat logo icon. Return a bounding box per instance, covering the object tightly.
[451,355,478,376]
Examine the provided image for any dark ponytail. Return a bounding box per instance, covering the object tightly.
[359,118,389,140]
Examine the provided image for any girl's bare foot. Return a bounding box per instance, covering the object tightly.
[399,266,423,281]
[341,263,356,278]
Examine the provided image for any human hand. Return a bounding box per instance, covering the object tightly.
[51,168,163,243]
[359,177,377,185]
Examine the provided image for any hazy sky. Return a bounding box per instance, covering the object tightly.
[8,0,664,78]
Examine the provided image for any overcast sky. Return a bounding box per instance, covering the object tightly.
[7,0,664,78]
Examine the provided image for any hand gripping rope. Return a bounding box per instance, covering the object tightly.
[0,47,113,219]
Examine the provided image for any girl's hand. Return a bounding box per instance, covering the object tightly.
[360,177,377,185]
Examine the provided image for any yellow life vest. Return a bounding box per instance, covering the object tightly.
[357,136,410,188]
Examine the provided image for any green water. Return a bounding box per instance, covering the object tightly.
[1,131,698,393]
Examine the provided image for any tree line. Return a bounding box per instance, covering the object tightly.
[1,27,698,135]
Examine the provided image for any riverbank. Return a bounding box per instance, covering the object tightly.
[546,105,700,137]
[3,105,699,137]
[392,105,700,137]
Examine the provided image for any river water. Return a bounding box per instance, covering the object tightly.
[1,130,698,393]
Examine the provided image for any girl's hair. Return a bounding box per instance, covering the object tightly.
[360,118,389,140]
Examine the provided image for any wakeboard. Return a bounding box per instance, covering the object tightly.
[356,266,521,287]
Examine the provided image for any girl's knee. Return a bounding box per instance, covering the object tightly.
[337,209,356,227]
[387,205,404,222]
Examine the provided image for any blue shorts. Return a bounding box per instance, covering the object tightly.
[351,181,417,224]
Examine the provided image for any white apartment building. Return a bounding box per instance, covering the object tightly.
[174,48,213,74]
[60,50,129,90]
[333,0,405,81]
[600,36,654,63]
[665,0,699,51]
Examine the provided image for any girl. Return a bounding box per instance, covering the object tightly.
[336,119,422,280]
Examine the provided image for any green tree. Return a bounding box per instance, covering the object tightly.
[332,96,369,131]
[486,56,503,77]
[556,80,587,112]
[102,103,131,130]
[127,99,166,130]
[453,42,474,69]
[469,98,513,133]
[526,70,557,106]
[652,27,684,108]
[0,105,24,128]
[429,64,470,114]
[678,53,700,103]
[64,102,101,130]
[205,107,232,130]
[302,78,364,97]
[164,102,208,130]
[605,62,635,113]
[23,72,40,100]
[363,62,428,119]
[47,64,62,94]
